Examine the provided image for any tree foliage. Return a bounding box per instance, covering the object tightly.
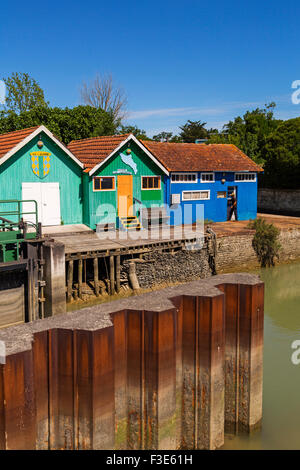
[262,117,300,189]
[248,218,281,267]
[179,120,208,143]
[3,72,48,113]
[119,125,150,140]
[152,131,174,142]
[0,105,117,144]
[208,103,279,164]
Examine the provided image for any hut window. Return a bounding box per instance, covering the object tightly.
[171,172,197,183]
[141,176,161,190]
[182,190,210,200]
[234,172,256,182]
[201,172,215,182]
[93,176,115,191]
[217,191,227,198]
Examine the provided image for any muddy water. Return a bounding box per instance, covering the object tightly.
[223,262,300,450]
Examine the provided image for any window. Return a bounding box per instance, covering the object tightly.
[93,176,115,191]
[234,172,256,182]
[217,191,227,198]
[201,172,215,182]
[171,172,197,183]
[182,190,210,201]
[141,176,161,190]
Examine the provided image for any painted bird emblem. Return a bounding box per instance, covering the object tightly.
[120,151,137,174]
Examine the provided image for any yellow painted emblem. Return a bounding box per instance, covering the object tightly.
[30,151,51,178]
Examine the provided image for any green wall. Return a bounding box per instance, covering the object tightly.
[0,132,83,225]
[87,141,166,228]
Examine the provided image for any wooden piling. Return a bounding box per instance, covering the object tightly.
[67,260,73,303]
[94,257,100,297]
[110,255,115,295]
[116,255,120,293]
[78,259,83,299]
[128,261,140,292]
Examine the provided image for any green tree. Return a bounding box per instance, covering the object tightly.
[208,103,280,164]
[119,125,150,140]
[3,72,48,113]
[0,105,117,144]
[248,218,281,267]
[152,131,174,142]
[179,120,208,143]
[262,117,300,189]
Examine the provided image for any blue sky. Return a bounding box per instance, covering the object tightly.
[1,0,300,137]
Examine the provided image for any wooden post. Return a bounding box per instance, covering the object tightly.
[116,255,120,293]
[78,259,83,299]
[67,260,73,303]
[110,255,115,295]
[128,261,140,292]
[94,257,100,297]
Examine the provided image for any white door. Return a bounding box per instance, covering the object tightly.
[22,182,61,226]
[42,183,61,226]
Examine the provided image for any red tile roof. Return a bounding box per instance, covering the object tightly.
[68,133,262,173]
[0,126,39,159]
[68,134,130,171]
[141,141,263,173]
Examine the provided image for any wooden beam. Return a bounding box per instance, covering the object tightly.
[78,259,83,299]
[67,260,73,303]
[110,255,115,295]
[94,257,100,297]
[116,255,120,293]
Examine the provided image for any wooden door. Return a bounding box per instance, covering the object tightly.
[117,175,133,217]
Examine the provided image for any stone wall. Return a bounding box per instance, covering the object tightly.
[278,229,300,262]
[216,228,300,273]
[258,188,300,215]
[119,227,300,287]
[121,248,212,289]
[216,232,258,272]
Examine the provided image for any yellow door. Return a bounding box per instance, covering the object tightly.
[117,175,133,217]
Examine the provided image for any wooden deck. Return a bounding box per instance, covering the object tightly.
[49,224,206,259]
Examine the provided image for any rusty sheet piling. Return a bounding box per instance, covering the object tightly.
[0,274,264,450]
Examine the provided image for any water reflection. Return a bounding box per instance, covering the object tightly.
[223,262,300,450]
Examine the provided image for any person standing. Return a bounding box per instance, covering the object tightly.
[229,192,238,221]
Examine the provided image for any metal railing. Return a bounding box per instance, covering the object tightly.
[0,200,41,262]
[0,199,39,232]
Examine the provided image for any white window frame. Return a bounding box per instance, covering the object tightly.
[234,172,257,182]
[171,172,198,183]
[182,190,210,201]
[200,172,215,183]
[141,175,161,190]
[93,176,116,192]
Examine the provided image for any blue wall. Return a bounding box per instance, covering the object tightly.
[167,172,257,224]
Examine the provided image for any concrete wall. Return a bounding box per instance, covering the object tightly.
[0,274,264,450]
[258,188,300,215]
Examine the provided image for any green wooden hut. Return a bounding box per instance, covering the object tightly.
[68,134,169,230]
[0,126,84,226]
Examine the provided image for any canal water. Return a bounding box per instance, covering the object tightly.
[223,262,300,450]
